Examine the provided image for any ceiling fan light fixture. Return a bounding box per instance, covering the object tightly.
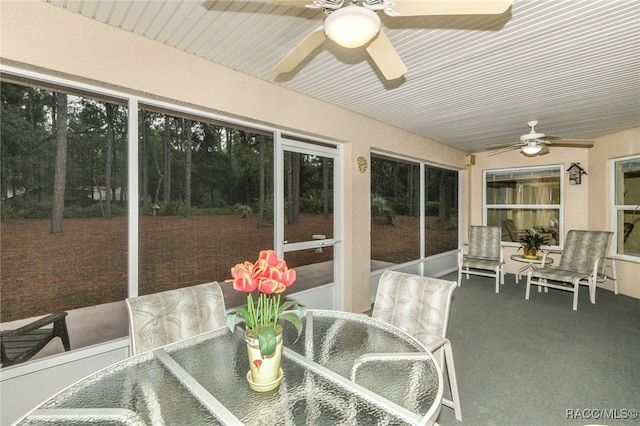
[324,5,381,49]
[522,143,543,155]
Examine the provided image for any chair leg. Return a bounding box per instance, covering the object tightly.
[525,275,531,300]
[495,271,500,293]
[441,340,462,421]
[589,278,596,304]
[53,317,71,352]
[572,279,580,311]
[611,258,619,295]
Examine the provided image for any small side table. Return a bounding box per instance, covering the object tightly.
[510,254,554,283]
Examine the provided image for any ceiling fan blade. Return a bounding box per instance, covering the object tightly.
[274,28,326,74]
[537,146,551,155]
[390,0,513,17]
[485,141,521,150]
[365,30,407,80]
[244,0,313,5]
[488,145,519,156]
[550,139,594,148]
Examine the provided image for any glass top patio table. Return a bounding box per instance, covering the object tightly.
[18,310,442,426]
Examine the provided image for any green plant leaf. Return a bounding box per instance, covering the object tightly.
[257,325,276,357]
[225,311,237,333]
[279,300,297,312]
[280,312,303,338]
[235,306,255,329]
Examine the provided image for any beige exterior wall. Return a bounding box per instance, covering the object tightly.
[588,128,640,298]
[472,128,640,299]
[0,1,465,313]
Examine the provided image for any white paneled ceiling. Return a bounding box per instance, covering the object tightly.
[44,0,640,153]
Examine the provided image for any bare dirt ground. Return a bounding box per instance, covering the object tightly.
[1,214,456,322]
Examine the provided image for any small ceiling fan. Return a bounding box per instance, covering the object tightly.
[271,0,513,80]
[486,120,594,156]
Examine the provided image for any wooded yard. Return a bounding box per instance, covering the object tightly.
[1,214,456,322]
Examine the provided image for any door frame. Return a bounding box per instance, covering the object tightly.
[275,132,343,310]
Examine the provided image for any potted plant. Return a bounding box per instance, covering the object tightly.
[518,229,549,259]
[226,250,305,391]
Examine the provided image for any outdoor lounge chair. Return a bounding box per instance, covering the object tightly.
[1,311,71,367]
[503,219,527,242]
[458,225,505,293]
[525,230,613,311]
[372,270,462,421]
[125,281,227,355]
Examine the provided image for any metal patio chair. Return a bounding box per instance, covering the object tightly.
[525,230,613,311]
[372,270,462,421]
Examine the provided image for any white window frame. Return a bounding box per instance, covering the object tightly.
[612,154,640,262]
[483,165,564,248]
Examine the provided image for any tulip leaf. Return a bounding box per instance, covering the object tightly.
[257,325,277,357]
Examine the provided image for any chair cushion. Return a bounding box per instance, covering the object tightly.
[467,226,502,259]
[530,267,590,284]
[461,257,502,271]
[558,230,612,274]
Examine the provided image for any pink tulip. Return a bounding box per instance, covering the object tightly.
[269,268,296,287]
[282,269,296,287]
[258,250,280,266]
[231,263,258,293]
[252,259,271,279]
[258,278,281,294]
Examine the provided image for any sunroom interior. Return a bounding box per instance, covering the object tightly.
[1,1,639,424]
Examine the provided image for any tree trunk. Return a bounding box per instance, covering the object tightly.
[407,165,415,217]
[104,104,114,219]
[185,119,193,218]
[163,114,171,203]
[287,152,293,224]
[323,157,330,219]
[50,93,67,234]
[141,112,149,215]
[288,152,300,224]
[439,172,452,221]
[257,135,265,228]
[393,164,400,200]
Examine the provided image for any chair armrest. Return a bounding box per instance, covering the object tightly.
[1,312,68,337]
[539,249,561,266]
[591,255,608,278]
[458,244,469,264]
[420,336,448,353]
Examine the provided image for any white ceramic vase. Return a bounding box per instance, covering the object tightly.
[245,333,283,392]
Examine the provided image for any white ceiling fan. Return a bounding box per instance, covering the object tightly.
[269,0,513,80]
[486,120,595,156]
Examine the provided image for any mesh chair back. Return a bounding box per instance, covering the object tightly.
[467,226,502,260]
[126,282,226,354]
[558,230,613,274]
[372,270,457,343]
